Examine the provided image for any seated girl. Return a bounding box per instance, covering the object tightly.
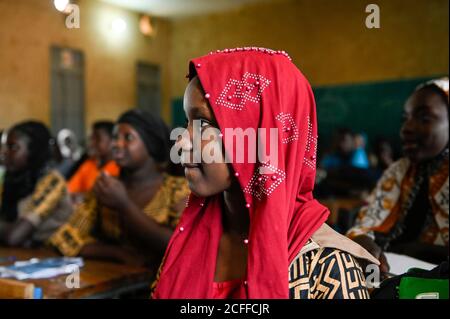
[151,47,378,299]
[0,121,72,247]
[68,121,119,204]
[50,110,190,274]
[348,78,449,272]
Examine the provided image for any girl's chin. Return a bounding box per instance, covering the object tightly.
[188,181,223,198]
[184,166,202,179]
[188,184,209,198]
[114,158,128,166]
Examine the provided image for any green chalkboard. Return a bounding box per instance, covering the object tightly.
[171,98,185,129]
[171,76,440,151]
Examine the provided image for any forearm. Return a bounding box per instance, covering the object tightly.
[0,221,12,242]
[0,219,35,247]
[352,234,377,249]
[120,203,173,254]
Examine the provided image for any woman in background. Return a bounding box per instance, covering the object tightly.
[348,78,449,272]
[0,121,72,247]
[68,121,119,204]
[50,109,189,275]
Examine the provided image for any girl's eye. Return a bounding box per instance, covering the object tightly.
[125,133,134,141]
[8,144,19,152]
[420,116,432,123]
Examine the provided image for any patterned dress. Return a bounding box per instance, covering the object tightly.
[50,174,190,257]
[1,169,72,245]
[347,155,449,248]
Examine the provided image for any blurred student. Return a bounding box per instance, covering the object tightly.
[53,128,85,179]
[0,121,72,247]
[317,128,373,197]
[320,129,370,169]
[348,78,449,273]
[68,121,119,203]
[320,128,355,170]
[50,110,189,275]
[352,132,370,169]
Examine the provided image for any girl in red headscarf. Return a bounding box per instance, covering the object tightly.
[152,47,378,299]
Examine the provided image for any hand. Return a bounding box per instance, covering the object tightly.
[353,235,390,277]
[93,172,130,211]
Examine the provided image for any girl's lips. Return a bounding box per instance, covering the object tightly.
[182,162,201,169]
[114,154,126,161]
[402,142,419,150]
[113,150,126,159]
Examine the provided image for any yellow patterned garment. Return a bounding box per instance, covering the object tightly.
[347,157,449,247]
[1,170,73,244]
[50,174,190,257]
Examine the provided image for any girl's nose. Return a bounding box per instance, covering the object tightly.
[400,119,415,139]
[112,136,125,150]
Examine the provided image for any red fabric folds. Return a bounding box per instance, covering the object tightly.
[153,48,329,299]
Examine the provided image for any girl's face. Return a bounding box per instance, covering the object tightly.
[401,87,449,163]
[89,128,113,161]
[112,123,152,170]
[3,131,29,173]
[177,76,232,197]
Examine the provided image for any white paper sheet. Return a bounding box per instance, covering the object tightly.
[0,257,83,280]
[385,252,437,276]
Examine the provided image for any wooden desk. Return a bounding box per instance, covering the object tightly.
[0,247,153,299]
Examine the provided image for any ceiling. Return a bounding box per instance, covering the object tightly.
[99,0,282,18]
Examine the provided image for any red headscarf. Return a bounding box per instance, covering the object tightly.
[153,47,330,299]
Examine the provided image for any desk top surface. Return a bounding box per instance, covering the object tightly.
[0,247,153,299]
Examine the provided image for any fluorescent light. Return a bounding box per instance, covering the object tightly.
[111,18,126,33]
[54,0,69,12]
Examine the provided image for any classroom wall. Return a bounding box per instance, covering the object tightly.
[168,0,448,147]
[0,0,448,134]
[169,0,449,96]
[0,0,172,133]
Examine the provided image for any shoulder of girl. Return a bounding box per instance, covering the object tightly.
[32,170,65,194]
[381,157,410,180]
[37,170,65,185]
[164,174,185,186]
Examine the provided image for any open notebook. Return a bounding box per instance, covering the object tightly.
[385,252,438,276]
[0,257,84,280]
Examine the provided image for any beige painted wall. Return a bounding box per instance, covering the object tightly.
[169,0,449,97]
[0,0,448,129]
[0,0,172,132]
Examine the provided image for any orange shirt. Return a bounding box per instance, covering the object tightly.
[68,159,120,193]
